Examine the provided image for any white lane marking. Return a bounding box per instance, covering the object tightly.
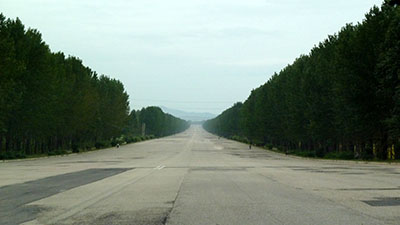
[154,165,165,170]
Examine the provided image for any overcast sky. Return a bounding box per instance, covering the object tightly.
[1,0,383,114]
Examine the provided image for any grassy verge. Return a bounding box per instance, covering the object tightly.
[0,135,156,161]
[223,135,399,162]
[267,147,400,162]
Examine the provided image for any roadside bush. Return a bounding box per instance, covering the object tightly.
[231,135,249,144]
[0,151,26,160]
[125,136,133,143]
[95,141,109,149]
[111,139,118,147]
[4,151,16,159]
[294,150,316,158]
[0,151,13,159]
[48,149,68,156]
[47,151,57,156]
[360,145,374,160]
[84,143,93,151]
[121,135,155,144]
[132,136,141,142]
[72,144,79,153]
[253,140,264,146]
[265,144,273,149]
[0,152,5,160]
[15,151,26,158]
[315,148,325,158]
[324,151,354,160]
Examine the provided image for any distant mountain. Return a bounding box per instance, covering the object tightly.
[159,106,216,122]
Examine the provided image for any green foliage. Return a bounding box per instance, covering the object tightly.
[203,102,243,138]
[47,149,68,156]
[291,150,317,158]
[265,144,273,149]
[124,107,189,138]
[231,135,249,144]
[0,15,128,157]
[0,15,189,159]
[94,141,109,150]
[0,151,26,160]
[323,151,354,160]
[203,3,400,160]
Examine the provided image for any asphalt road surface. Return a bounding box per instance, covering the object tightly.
[1,125,399,225]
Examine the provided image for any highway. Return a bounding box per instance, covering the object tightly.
[0,125,399,225]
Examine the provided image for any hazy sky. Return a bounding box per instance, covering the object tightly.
[1,0,383,114]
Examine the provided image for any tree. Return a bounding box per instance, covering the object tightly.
[204,2,400,159]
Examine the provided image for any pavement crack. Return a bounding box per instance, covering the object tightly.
[163,169,187,225]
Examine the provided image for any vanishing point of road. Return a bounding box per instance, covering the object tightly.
[1,125,399,225]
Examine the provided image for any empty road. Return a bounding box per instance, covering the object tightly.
[1,125,399,225]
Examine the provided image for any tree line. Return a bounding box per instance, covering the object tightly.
[0,14,189,159]
[204,2,399,160]
[124,106,189,143]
